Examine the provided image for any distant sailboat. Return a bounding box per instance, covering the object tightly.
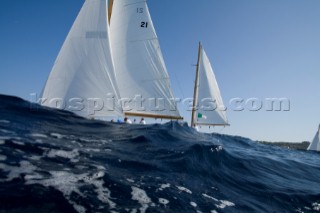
[41,0,182,120]
[307,125,320,151]
[191,43,229,129]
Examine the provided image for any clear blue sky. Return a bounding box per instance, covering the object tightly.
[0,0,320,142]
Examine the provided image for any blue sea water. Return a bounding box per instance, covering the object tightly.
[0,94,319,213]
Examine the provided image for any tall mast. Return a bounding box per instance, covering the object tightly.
[191,42,202,127]
[108,0,114,25]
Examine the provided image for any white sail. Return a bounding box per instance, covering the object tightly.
[109,0,182,120]
[193,44,228,126]
[41,0,122,118]
[307,125,320,151]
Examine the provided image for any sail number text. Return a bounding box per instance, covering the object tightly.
[141,22,148,28]
[137,8,144,13]
[137,8,148,28]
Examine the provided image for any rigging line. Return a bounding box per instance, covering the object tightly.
[173,71,185,100]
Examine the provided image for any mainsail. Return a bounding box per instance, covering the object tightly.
[109,0,182,120]
[307,125,320,151]
[191,43,229,127]
[41,0,122,118]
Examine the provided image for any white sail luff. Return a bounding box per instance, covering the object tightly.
[110,0,181,119]
[308,125,320,151]
[195,46,228,126]
[41,0,122,118]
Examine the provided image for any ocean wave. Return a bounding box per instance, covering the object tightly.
[0,94,319,212]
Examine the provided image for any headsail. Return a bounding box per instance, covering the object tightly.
[307,125,320,151]
[191,43,229,127]
[41,0,122,118]
[110,0,182,120]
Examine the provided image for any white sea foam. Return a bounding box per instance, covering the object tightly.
[190,202,197,207]
[35,139,43,143]
[85,148,101,153]
[131,186,153,213]
[28,155,42,161]
[31,133,48,138]
[94,165,106,170]
[0,140,4,145]
[177,186,192,194]
[26,170,115,212]
[95,184,116,209]
[79,138,98,143]
[0,129,14,134]
[50,133,64,139]
[0,120,10,123]
[159,183,170,191]
[202,193,219,202]
[215,200,235,209]
[0,161,37,181]
[101,139,112,143]
[24,173,43,180]
[296,209,304,213]
[214,146,223,152]
[78,138,112,144]
[88,171,116,209]
[211,210,218,213]
[159,198,169,205]
[47,149,79,162]
[12,141,24,146]
[70,140,84,148]
[312,202,320,211]
[73,204,86,213]
[127,178,135,183]
[0,136,10,141]
[203,193,235,209]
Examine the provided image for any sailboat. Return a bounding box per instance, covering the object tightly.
[191,43,229,129]
[109,0,182,120]
[307,125,320,151]
[41,0,182,121]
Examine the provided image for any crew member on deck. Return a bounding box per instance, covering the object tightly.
[140,118,146,125]
[124,117,132,124]
[193,124,199,131]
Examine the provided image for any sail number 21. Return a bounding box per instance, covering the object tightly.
[141,22,148,28]
[137,8,148,28]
